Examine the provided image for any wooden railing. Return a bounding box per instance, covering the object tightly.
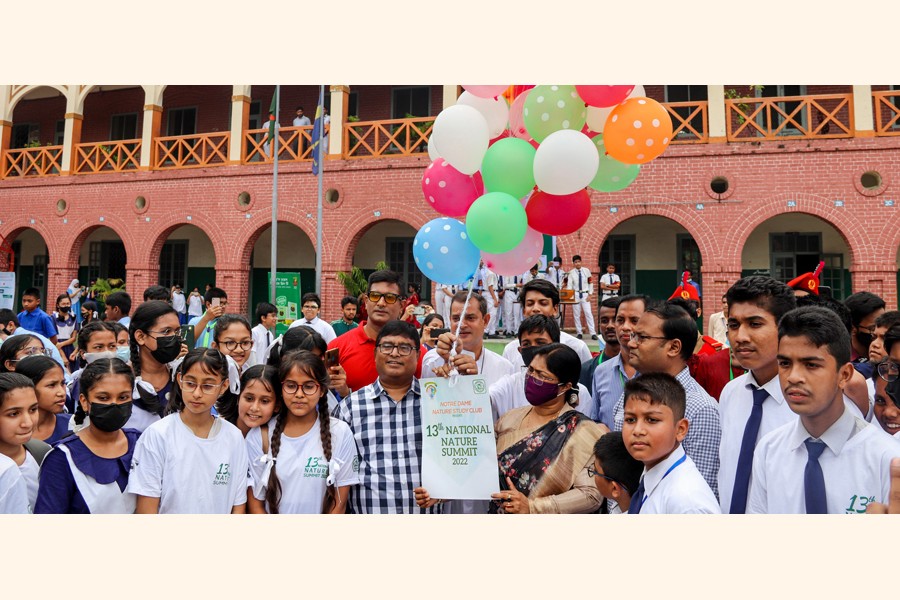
[153,132,229,170]
[725,93,854,141]
[665,101,708,143]
[873,90,900,136]
[242,125,330,163]
[1,145,64,178]
[74,139,141,174]
[344,117,433,158]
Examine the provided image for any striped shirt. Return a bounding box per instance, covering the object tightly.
[332,378,441,514]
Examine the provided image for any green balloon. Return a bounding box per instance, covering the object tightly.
[589,134,640,192]
[466,192,528,254]
[481,137,537,199]
[523,85,587,143]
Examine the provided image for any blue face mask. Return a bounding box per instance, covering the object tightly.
[116,345,131,363]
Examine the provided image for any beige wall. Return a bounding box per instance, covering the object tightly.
[608,216,689,270]
[741,214,849,270]
[251,222,316,268]
[167,225,215,266]
[14,229,48,263]
[353,220,417,268]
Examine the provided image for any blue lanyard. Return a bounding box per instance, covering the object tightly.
[640,452,687,505]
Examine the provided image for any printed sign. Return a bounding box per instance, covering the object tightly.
[0,272,15,310]
[268,272,300,336]
[420,376,500,499]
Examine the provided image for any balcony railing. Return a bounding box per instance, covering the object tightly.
[242,125,330,164]
[344,117,433,158]
[873,90,900,136]
[153,132,229,170]
[74,139,142,174]
[725,93,854,141]
[665,101,708,144]
[1,145,63,178]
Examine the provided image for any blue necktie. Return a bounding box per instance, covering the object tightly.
[729,386,768,514]
[627,477,645,514]
[804,439,828,514]
[578,270,583,297]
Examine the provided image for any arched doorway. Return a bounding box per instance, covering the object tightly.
[157,225,216,295]
[598,215,702,300]
[247,222,316,314]
[4,228,50,304]
[77,227,128,288]
[741,213,851,300]
[352,220,430,302]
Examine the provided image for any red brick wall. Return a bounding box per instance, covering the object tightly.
[10,94,66,146]
[81,87,146,142]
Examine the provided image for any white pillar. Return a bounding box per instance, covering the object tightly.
[229,85,252,164]
[852,85,874,137]
[329,85,349,157]
[707,85,726,142]
[442,85,459,109]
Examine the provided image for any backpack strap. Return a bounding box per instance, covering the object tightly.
[25,438,53,466]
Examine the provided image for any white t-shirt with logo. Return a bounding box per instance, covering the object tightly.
[126,413,249,514]
[246,416,360,514]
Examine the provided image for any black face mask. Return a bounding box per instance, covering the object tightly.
[520,345,540,367]
[58,306,70,313]
[88,401,132,432]
[149,335,182,364]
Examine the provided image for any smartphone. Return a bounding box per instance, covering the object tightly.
[211,297,221,307]
[431,328,451,337]
[180,325,195,348]
[412,306,426,316]
[324,348,340,369]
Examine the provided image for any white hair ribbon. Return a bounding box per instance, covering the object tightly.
[224,355,242,394]
[259,451,276,484]
[133,376,157,400]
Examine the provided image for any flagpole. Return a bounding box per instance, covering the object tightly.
[270,85,280,304]
[315,84,325,295]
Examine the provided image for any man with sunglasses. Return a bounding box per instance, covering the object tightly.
[0,309,67,371]
[327,270,425,393]
[844,291,886,378]
[333,320,440,513]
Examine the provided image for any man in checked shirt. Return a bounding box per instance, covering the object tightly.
[333,320,441,514]
[612,301,722,497]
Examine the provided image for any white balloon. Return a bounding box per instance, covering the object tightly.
[586,86,645,133]
[432,105,490,175]
[427,130,441,161]
[533,130,600,195]
[456,91,510,139]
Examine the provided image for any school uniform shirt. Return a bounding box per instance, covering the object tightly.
[118,316,131,328]
[502,332,593,368]
[748,405,900,514]
[327,321,424,393]
[706,311,728,346]
[251,323,273,358]
[0,453,29,514]
[34,430,140,514]
[188,295,204,317]
[566,267,593,300]
[632,444,721,514]
[717,371,797,513]
[53,311,78,342]
[19,451,40,510]
[289,315,337,344]
[489,370,595,421]
[246,417,360,513]
[17,307,58,340]
[126,413,250,514]
[599,272,621,299]
[171,291,187,314]
[45,413,75,445]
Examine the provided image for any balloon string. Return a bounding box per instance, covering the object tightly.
[447,277,476,387]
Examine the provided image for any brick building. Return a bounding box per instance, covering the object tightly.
[1,84,898,332]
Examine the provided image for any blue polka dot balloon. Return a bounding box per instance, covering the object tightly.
[413,217,481,285]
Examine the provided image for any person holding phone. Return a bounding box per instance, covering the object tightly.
[190,287,228,348]
[419,314,445,351]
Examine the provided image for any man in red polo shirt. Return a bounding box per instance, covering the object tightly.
[328,270,424,393]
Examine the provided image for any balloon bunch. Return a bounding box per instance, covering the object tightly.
[414,85,673,285]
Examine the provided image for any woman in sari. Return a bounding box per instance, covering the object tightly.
[489,343,607,514]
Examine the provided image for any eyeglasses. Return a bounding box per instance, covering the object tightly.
[631,332,669,345]
[366,292,404,304]
[586,466,631,495]
[877,360,899,382]
[858,324,877,335]
[148,328,178,337]
[19,347,52,358]
[282,380,321,396]
[220,340,253,351]
[377,342,416,356]
[525,367,558,385]
[180,379,224,395]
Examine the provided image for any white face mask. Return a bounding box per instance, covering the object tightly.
[83,350,116,364]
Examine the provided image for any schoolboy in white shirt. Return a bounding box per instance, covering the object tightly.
[288,293,337,344]
[591,431,643,514]
[565,255,597,340]
[717,276,798,513]
[747,307,900,514]
[622,373,720,514]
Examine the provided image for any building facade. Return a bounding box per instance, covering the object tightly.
[1,84,898,331]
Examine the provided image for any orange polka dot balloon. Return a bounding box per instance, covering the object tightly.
[602,97,673,165]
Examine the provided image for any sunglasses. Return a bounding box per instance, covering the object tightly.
[366,292,404,304]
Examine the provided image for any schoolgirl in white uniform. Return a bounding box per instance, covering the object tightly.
[247,350,359,513]
[266,326,347,413]
[234,365,281,437]
[211,314,258,371]
[0,372,40,511]
[128,348,249,514]
[35,358,139,514]
[15,355,73,445]
[128,301,189,433]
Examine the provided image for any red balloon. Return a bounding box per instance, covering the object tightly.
[525,189,591,236]
[575,85,635,108]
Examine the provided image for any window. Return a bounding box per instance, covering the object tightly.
[166,107,197,136]
[386,237,430,302]
[769,232,821,284]
[392,87,430,119]
[32,254,47,289]
[758,85,807,134]
[90,241,127,280]
[599,235,635,296]
[159,241,188,290]
[110,113,139,140]
[324,92,360,119]
[55,120,65,145]
[665,86,707,137]
[248,100,262,130]
[677,234,702,290]
[87,242,102,284]
[12,123,39,148]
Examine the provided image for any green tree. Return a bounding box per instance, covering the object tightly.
[336,261,389,297]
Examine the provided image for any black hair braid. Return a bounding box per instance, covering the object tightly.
[318,393,336,513]
[264,409,287,514]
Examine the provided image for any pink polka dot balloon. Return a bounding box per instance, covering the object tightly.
[421,159,485,217]
[481,227,544,276]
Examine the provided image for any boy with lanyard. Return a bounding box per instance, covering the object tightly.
[748,306,900,514]
[717,276,797,514]
[622,373,720,514]
[591,431,643,514]
[191,287,228,348]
